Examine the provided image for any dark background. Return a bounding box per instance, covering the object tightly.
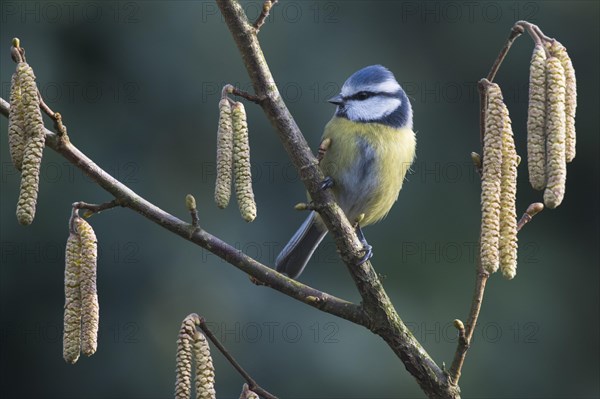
[1,1,598,398]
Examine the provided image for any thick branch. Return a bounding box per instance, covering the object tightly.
[0,97,366,328]
[215,1,458,397]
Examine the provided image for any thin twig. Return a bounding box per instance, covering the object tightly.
[38,90,56,119]
[69,207,80,234]
[448,268,488,385]
[478,25,524,146]
[185,194,200,228]
[73,199,122,217]
[10,45,23,63]
[515,20,556,46]
[52,112,68,136]
[223,84,265,104]
[293,202,318,212]
[486,25,524,82]
[190,209,200,228]
[198,318,278,399]
[253,0,278,32]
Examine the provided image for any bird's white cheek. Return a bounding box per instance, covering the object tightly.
[346,98,401,121]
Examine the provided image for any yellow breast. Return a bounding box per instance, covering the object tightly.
[319,117,416,226]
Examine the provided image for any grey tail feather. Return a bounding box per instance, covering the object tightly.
[275,211,327,279]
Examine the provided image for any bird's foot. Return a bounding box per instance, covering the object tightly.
[320,176,335,190]
[355,224,373,265]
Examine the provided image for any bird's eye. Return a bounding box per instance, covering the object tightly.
[355,91,371,101]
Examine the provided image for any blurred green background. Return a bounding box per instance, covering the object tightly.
[1,1,598,398]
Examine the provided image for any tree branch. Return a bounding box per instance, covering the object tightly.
[215,1,459,397]
[253,0,278,32]
[0,96,367,328]
[223,84,265,104]
[73,199,123,217]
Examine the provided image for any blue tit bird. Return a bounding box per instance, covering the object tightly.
[275,65,416,279]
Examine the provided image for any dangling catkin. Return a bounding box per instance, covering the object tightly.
[543,57,567,209]
[175,314,216,399]
[193,330,216,399]
[8,70,26,171]
[63,230,82,364]
[175,315,197,399]
[549,41,577,162]
[215,99,233,209]
[16,62,45,225]
[232,102,257,222]
[76,217,99,356]
[527,45,547,190]
[499,109,518,280]
[480,83,504,274]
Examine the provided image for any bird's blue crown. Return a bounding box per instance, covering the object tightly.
[333,65,413,129]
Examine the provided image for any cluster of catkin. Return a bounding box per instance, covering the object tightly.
[9,60,46,225]
[214,98,257,222]
[480,83,519,280]
[63,216,100,364]
[175,314,216,399]
[527,40,576,208]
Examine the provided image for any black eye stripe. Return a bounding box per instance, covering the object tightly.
[345,91,400,101]
[347,91,375,100]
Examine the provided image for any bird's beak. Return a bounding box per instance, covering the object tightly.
[328,94,344,106]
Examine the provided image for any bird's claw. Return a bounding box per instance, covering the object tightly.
[355,224,373,265]
[320,176,334,190]
[357,243,373,265]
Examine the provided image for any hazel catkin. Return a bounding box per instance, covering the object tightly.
[480,82,505,274]
[193,330,216,399]
[16,62,45,225]
[549,41,577,163]
[499,110,519,280]
[543,57,567,209]
[527,45,547,191]
[63,231,82,364]
[232,102,257,222]
[62,216,99,362]
[175,315,197,399]
[75,217,99,356]
[8,70,26,171]
[214,99,234,209]
[175,314,216,399]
